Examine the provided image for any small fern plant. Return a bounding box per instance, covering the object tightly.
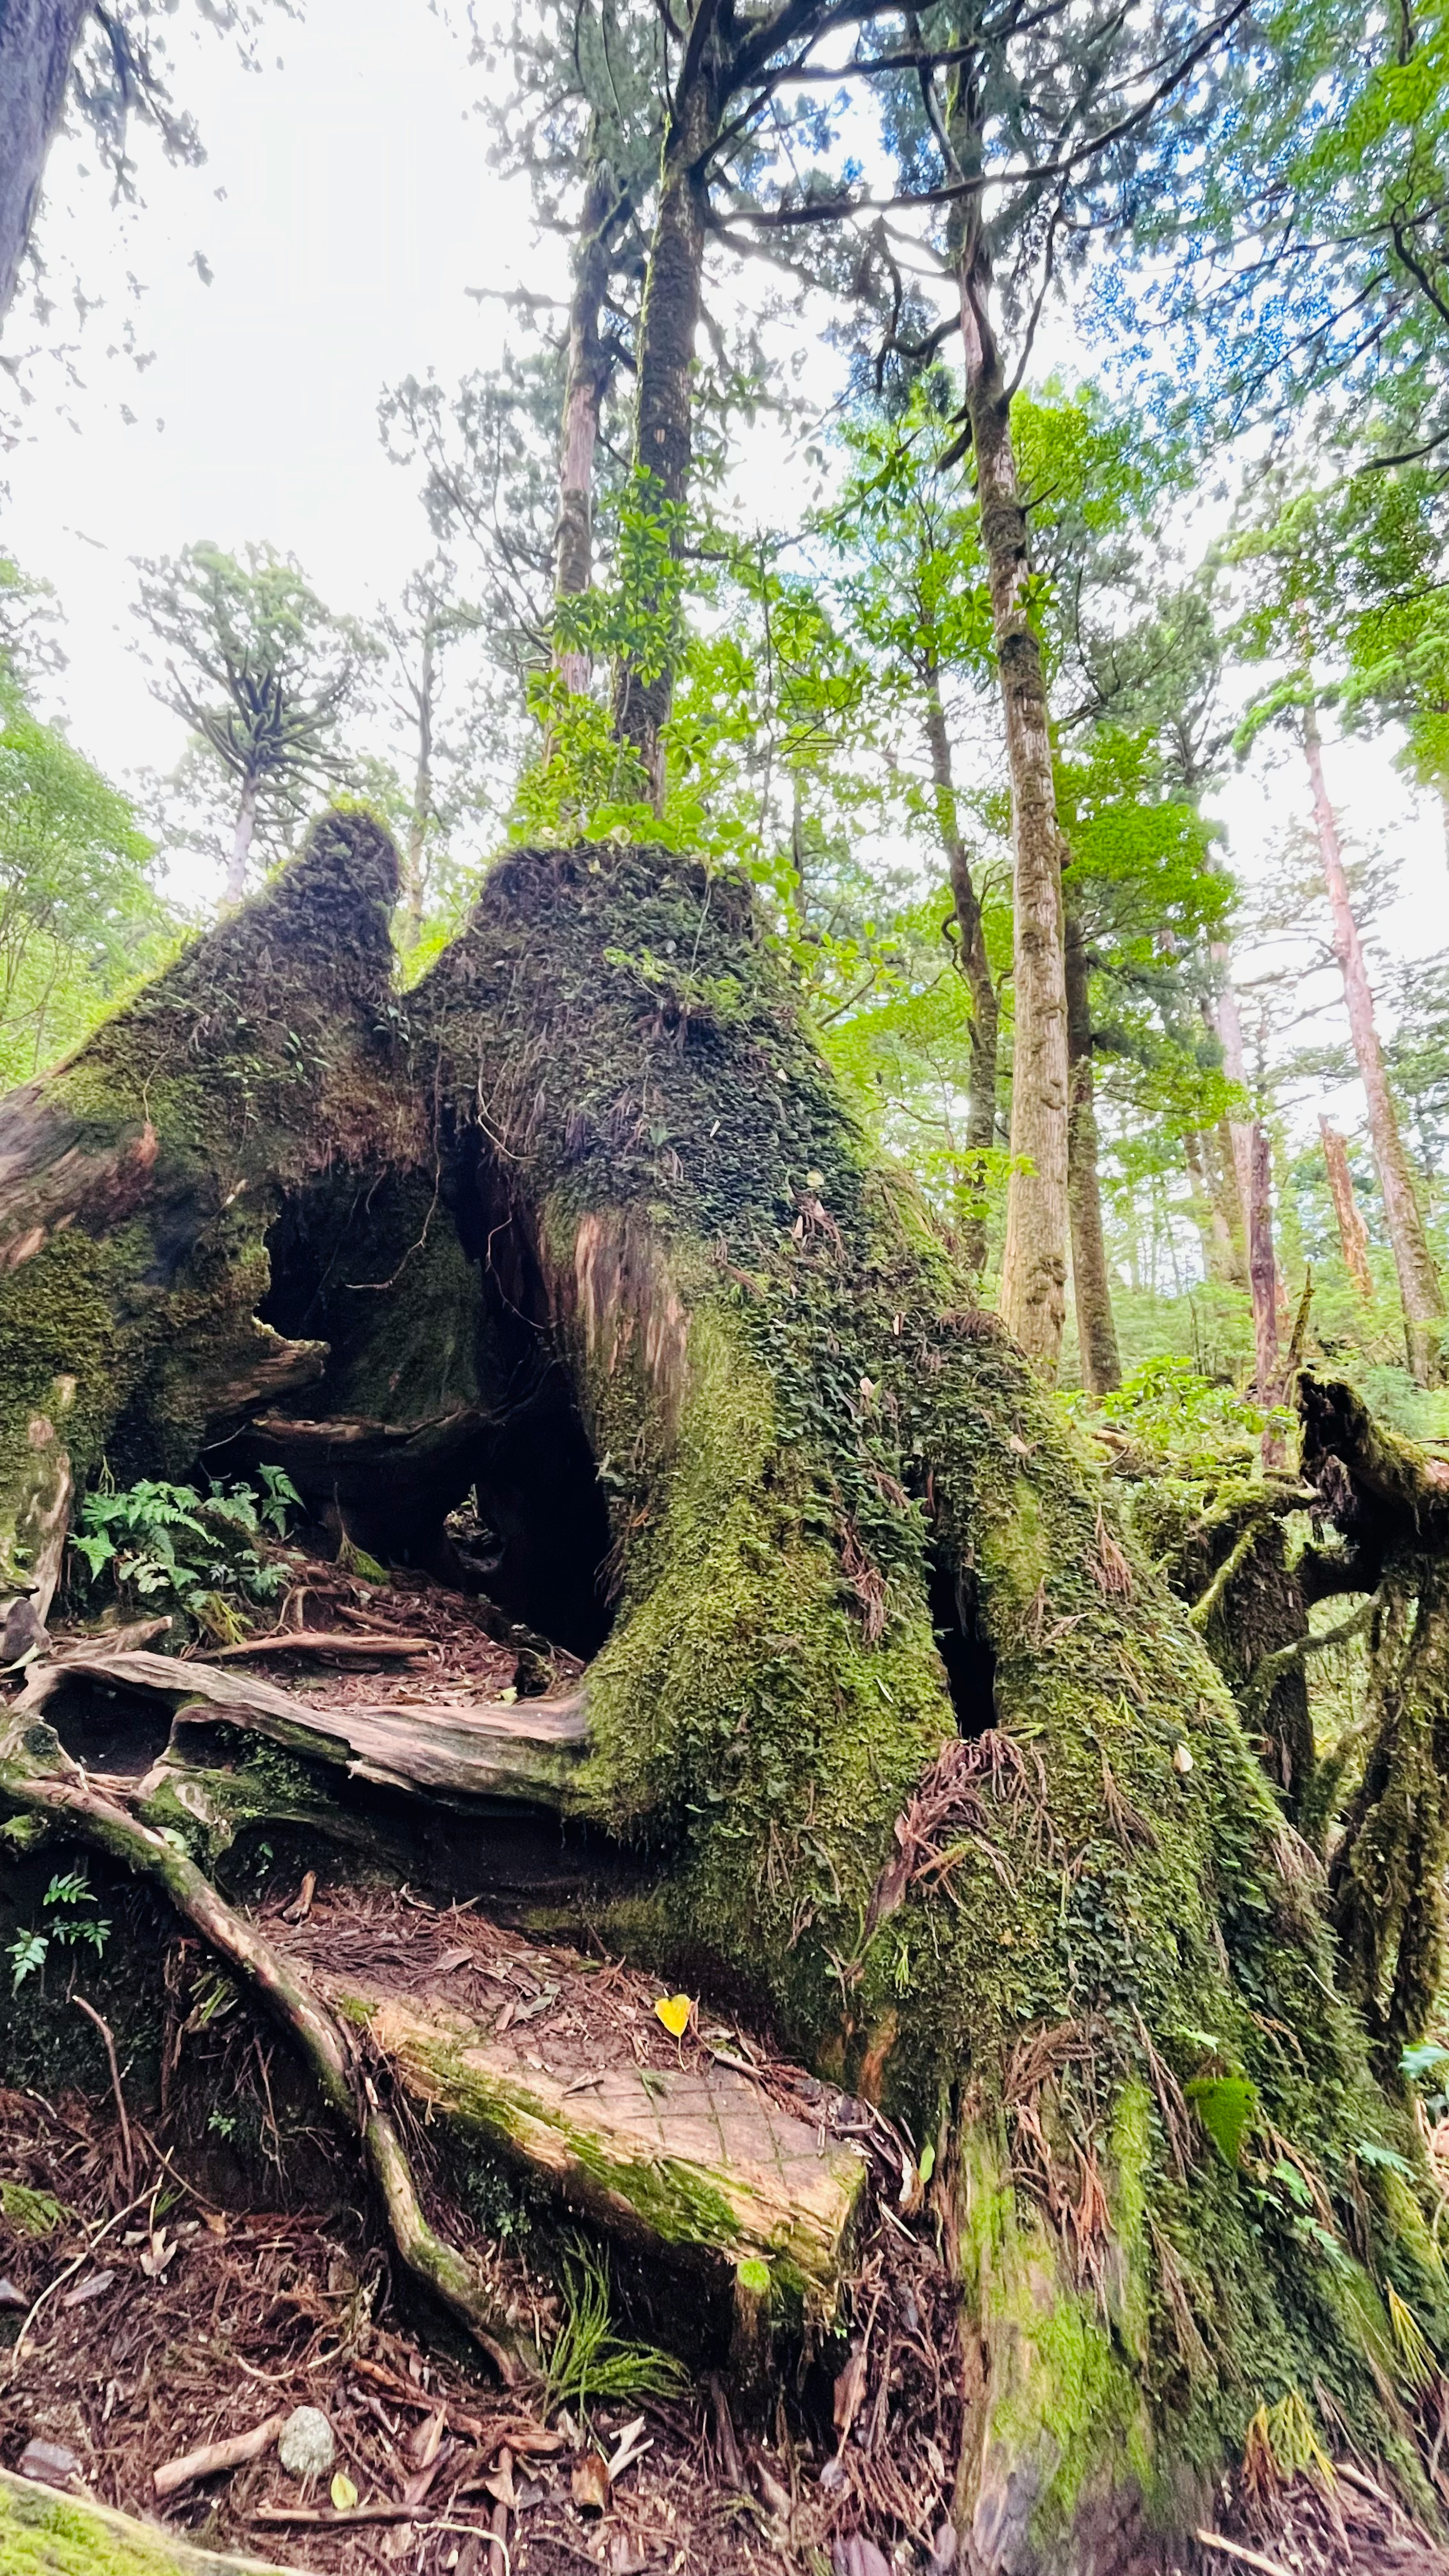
[69,1466,301,1642]
[7,1867,111,1992]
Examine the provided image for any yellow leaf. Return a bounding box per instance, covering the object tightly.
[330,2473,358,2513]
[654,1992,693,2038]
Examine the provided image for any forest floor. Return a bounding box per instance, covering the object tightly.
[5,1559,1449,2576]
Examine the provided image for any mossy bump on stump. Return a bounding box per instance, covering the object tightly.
[1,813,1448,2574]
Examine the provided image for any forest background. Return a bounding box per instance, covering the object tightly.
[3,0,1448,1428]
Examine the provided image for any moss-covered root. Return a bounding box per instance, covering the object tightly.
[0,2467,298,2576]
[0,1713,537,2385]
[0,807,421,1635]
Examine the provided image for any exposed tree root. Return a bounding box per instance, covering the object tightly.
[0,1715,538,2385]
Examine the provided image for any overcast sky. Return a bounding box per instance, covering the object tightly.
[0,0,1442,1098]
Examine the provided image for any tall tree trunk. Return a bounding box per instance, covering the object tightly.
[1320,1114,1374,1298]
[1207,964,1256,1275]
[1249,1121,1285,1464]
[554,152,617,697]
[611,53,715,802]
[1302,704,1445,1383]
[922,667,997,1275]
[0,0,86,325]
[1207,1118,1250,1288]
[403,617,435,950]
[954,203,1069,1373]
[1185,1129,1240,1287]
[225,776,259,907]
[1063,910,1120,1393]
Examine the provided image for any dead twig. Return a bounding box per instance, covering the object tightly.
[154,2411,286,2496]
[71,1995,135,2197]
[208,1632,430,1662]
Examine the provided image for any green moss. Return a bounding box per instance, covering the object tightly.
[0,2469,294,2575]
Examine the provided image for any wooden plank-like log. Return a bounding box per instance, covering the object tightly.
[308,1974,869,2329]
[20,1649,588,1810]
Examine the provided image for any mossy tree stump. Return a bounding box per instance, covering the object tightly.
[2,816,1448,2573]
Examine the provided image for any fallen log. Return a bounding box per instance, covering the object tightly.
[0,2465,299,2575]
[18,1647,589,1810]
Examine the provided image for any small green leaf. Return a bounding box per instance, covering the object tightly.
[1355,2138,1414,2176]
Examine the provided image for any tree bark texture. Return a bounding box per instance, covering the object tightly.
[0,0,86,325]
[923,667,998,1275]
[554,154,617,697]
[1319,1114,1374,1298]
[1064,910,1121,1394]
[955,224,1069,1374]
[612,61,715,800]
[4,813,1449,2567]
[1303,705,1445,1383]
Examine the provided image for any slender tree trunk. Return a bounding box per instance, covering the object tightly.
[0,0,87,325]
[403,618,435,950]
[612,59,715,803]
[954,208,1069,1373]
[555,153,617,698]
[1208,966,1256,1270]
[1320,1115,1374,1298]
[1184,1130,1239,1287]
[1063,910,1120,1393]
[225,776,259,908]
[1206,1118,1250,1289]
[1248,1121,1285,1463]
[1211,961,1284,1432]
[1302,704,1445,1383]
[922,668,997,1275]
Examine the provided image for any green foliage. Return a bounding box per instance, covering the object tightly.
[132,540,374,875]
[0,2180,65,2236]
[1095,1355,1273,1460]
[6,1867,111,1992]
[543,2236,689,2416]
[0,569,175,1086]
[68,1466,300,1640]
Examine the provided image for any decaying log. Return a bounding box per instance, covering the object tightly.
[1300,1370,1449,1563]
[18,1647,589,1810]
[304,1971,868,2330]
